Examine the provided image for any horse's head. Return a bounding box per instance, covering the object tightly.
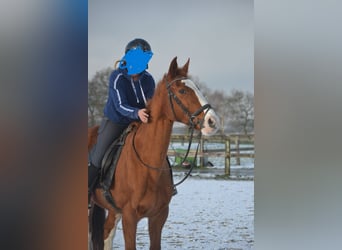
[164,57,220,136]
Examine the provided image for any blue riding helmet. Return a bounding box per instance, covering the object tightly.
[119,46,153,75]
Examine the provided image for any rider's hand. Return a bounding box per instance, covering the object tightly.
[138,109,149,123]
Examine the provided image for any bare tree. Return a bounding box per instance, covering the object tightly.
[88,67,112,126]
[225,89,254,134]
[189,75,254,134]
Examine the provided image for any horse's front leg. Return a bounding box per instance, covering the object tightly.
[122,209,138,250]
[148,206,169,250]
[104,211,122,250]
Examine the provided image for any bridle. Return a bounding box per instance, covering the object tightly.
[132,77,213,185]
[166,77,211,130]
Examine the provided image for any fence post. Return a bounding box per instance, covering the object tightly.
[235,137,240,165]
[225,137,230,175]
[199,137,204,168]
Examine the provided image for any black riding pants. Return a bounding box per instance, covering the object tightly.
[89,117,128,169]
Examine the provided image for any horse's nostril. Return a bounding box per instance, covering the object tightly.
[208,118,216,128]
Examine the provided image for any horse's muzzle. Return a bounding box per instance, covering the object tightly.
[201,109,220,136]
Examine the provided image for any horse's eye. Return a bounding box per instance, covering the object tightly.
[179,89,186,94]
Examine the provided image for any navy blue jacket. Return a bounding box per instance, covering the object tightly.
[104,68,155,125]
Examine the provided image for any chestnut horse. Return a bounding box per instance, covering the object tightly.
[88,57,219,250]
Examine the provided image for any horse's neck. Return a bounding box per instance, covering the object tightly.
[135,83,174,165]
[136,118,173,167]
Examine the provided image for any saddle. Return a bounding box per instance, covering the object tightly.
[99,124,134,191]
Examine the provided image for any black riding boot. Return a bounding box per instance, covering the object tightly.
[166,157,177,196]
[88,163,100,207]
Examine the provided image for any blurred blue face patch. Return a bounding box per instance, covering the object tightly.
[119,47,153,75]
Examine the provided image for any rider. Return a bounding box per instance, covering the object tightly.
[88,38,176,205]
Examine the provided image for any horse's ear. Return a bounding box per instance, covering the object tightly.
[182,58,190,75]
[168,57,178,78]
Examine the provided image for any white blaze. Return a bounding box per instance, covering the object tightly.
[181,79,220,135]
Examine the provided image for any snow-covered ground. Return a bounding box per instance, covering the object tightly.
[111,177,254,249]
[100,141,255,249]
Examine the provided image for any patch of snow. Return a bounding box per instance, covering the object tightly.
[110,178,254,249]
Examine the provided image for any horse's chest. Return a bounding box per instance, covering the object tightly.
[135,192,170,218]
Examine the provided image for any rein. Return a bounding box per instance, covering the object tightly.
[173,107,211,186]
[131,122,203,186]
[131,77,212,185]
[132,128,169,171]
[173,130,202,186]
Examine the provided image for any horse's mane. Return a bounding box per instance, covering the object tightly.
[145,74,167,111]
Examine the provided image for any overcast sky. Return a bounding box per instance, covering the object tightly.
[89,0,253,93]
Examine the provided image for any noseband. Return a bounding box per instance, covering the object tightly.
[166,77,211,129]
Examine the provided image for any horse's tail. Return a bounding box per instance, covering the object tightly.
[89,204,105,250]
